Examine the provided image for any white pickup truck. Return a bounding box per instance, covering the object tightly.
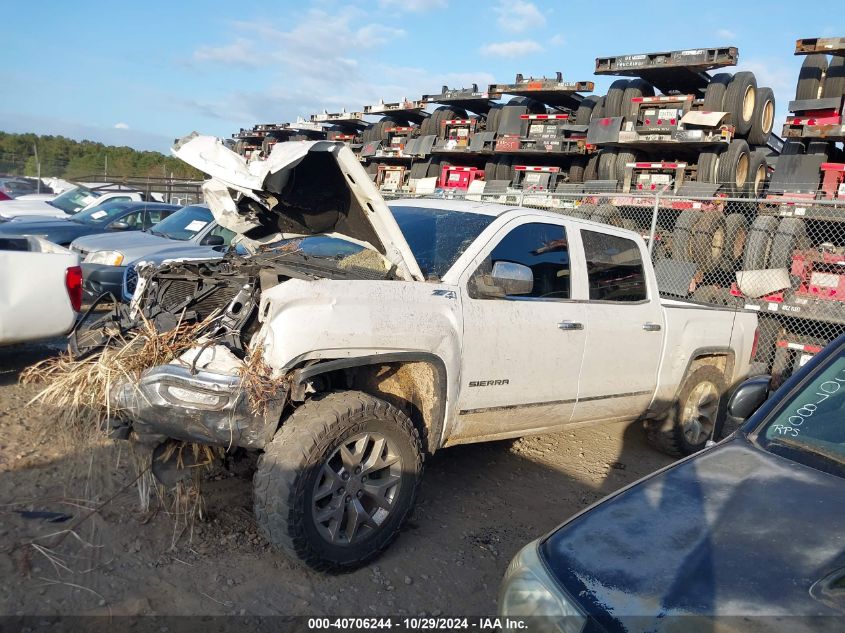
[0,236,81,345]
[0,185,146,222]
[91,136,758,571]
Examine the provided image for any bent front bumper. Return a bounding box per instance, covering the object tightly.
[109,364,284,449]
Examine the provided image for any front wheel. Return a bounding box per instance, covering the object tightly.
[254,391,423,571]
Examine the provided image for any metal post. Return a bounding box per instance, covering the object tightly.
[647,191,660,256]
[518,188,525,207]
[32,143,40,193]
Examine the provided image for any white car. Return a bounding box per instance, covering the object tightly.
[93,136,759,570]
[0,185,145,221]
[0,236,81,345]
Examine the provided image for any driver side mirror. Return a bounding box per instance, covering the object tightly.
[728,375,772,421]
[489,261,533,296]
[110,221,131,231]
[202,234,225,246]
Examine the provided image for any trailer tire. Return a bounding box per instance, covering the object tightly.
[568,156,586,183]
[748,150,768,197]
[822,56,845,99]
[485,104,502,134]
[590,203,623,227]
[796,54,828,100]
[716,139,751,196]
[254,390,423,571]
[781,140,804,155]
[613,150,638,188]
[484,160,497,182]
[719,213,748,274]
[425,157,441,179]
[575,95,601,125]
[646,365,728,456]
[724,71,757,137]
[806,141,830,158]
[597,149,618,181]
[409,161,428,180]
[495,157,514,183]
[742,215,779,270]
[689,212,727,272]
[621,79,654,119]
[747,86,775,146]
[703,73,732,111]
[583,153,599,182]
[769,217,808,270]
[604,80,630,118]
[696,148,720,183]
[671,210,699,263]
[419,117,433,137]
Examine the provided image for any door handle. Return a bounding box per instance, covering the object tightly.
[558,321,584,331]
[642,322,662,332]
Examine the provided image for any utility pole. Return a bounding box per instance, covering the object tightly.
[104,154,108,178]
[32,143,41,193]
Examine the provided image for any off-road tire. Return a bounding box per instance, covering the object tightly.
[769,217,808,270]
[747,87,775,146]
[254,391,423,571]
[702,73,732,111]
[795,54,828,100]
[822,56,845,99]
[716,139,751,197]
[645,365,728,457]
[604,79,630,118]
[724,72,757,137]
[742,215,779,270]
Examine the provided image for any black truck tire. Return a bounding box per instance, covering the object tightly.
[425,157,442,179]
[748,150,768,198]
[702,73,732,111]
[769,217,808,270]
[823,56,845,99]
[613,150,638,188]
[495,157,514,183]
[597,149,618,181]
[696,148,720,183]
[254,391,423,571]
[568,156,586,183]
[646,365,728,456]
[671,210,699,262]
[747,87,775,146]
[575,95,601,125]
[418,116,433,137]
[621,79,654,119]
[689,212,727,272]
[796,54,828,100]
[604,79,630,118]
[485,104,502,134]
[716,138,751,197]
[807,141,831,158]
[583,153,599,182]
[724,71,757,137]
[781,140,804,155]
[720,213,748,273]
[484,160,497,182]
[742,215,779,270]
[590,203,623,227]
[409,161,428,180]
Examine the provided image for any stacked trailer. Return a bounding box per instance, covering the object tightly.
[485,74,601,197]
[310,110,369,151]
[727,37,845,382]
[584,46,780,279]
[232,120,326,161]
[360,99,428,190]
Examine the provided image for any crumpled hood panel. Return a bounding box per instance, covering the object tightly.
[541,439,845,625]
[172,134,423,281]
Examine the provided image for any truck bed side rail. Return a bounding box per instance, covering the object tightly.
[795,38,845,56]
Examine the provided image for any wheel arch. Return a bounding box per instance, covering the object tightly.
[289,352,448,455]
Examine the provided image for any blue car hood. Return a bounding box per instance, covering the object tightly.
[541,438,845,628]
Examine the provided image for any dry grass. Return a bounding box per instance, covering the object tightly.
[238,344,288,416]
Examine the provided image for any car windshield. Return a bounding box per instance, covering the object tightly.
[390,205,495,280]
[759,347,845,477]
[49,186,102,214]
[148,206,211,241]
[71,201,134,225]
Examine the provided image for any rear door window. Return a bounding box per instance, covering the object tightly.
[581,230,647,302]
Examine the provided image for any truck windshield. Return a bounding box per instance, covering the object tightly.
[389,205,495,280]
[759,347,845,478]
[149,206,211,241]
[49,186,102,214]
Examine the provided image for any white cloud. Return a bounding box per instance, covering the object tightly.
[550,33,565,46]
[480,40,542,57]
[716,28,737,40]
[113,122,129,130]
[193,38,262,68]
[494,0,545,33]
[378,0,447,10]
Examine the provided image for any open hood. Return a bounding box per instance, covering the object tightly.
[172,134,424,282]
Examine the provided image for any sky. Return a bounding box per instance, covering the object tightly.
[1,1,840,153]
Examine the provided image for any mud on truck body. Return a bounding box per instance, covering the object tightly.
[725,37,845,384]
[79,134,759,572]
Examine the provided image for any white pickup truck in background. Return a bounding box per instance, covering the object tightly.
[92,137,758,570]
[0,184,148,222]
[0,236,81,345]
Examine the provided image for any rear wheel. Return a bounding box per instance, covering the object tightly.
[796,54,828,100]
[254,391,423,571]
[716,139,751,197]
[696,148,720,183]
[646,365,727,456]
[724,72,757,137]
[748,150,768,197]
[747,87,775,146]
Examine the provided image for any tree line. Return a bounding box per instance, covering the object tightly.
[0,132,204,181]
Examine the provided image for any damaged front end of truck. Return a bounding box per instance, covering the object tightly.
[76,134,423,457]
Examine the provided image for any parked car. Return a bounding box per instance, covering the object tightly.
[0,235,81,345]
[0,177,44,199]
[70,205,235,301]
[0,184,147,222]
[499,334,845,631]
[84,136,758,571]
[0,201,179,246]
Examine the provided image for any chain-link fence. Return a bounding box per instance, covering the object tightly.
[383,186,845,385]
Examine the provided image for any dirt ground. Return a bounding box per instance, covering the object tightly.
[0,340,674,618]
